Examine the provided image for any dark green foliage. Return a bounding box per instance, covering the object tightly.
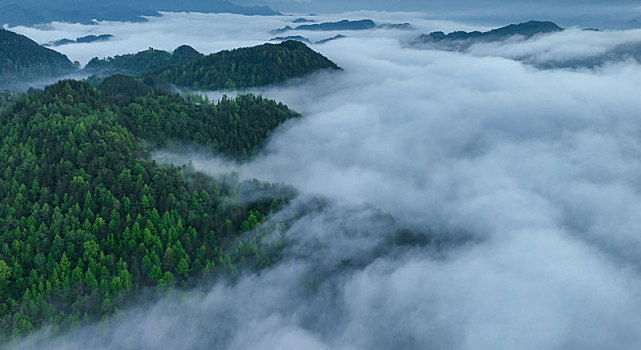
[46,34,114,47]
[0,2,158,27]
[85,48,175,76]
[0,29,77,87]
[76,34,114,44]
[0,0,278,27]
[0,90,20,110]
[270,36,312,44]
[87,41,340,91]
[98,74,152,105]
[0,79,296,337]
[84,45,206,78]
[120,93,300,159]
[156,40,340,90]
[97,74,300,159]
[171,45,204,66]
[85,45,203,78]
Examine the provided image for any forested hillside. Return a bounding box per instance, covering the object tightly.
[0,0,278,27]
[0,79,298,337]
[99,74,301,159]
[157,40,340,90]
[1,30,339,92]
[0,90,19,109]
[88,41,340,90]
[0,29,77,87]
[414,20,563,49]
[85,45,203,77]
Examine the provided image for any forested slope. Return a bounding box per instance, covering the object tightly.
[85,46,201,77]
[98,74,301,159]
[414,20,563,50]
[0,79,297,337]
[0,29,77,87]
[87,41,340,90]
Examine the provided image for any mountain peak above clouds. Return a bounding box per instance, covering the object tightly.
[0,0,280,26]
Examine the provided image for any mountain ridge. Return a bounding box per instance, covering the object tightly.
[87,40,341,91]
[414,20,563,49]
[0,28,78,88]
[0,77,298,337]
[0,0,279,26]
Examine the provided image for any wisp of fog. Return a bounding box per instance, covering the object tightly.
[9,11,641,350]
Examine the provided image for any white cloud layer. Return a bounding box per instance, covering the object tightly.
[9,11,641,350]
[7,11,475,66]
[463,28,641,68]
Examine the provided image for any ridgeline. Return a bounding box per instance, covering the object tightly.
[0,78,298,337]
[0,29,78,88]
[88,40,340,90]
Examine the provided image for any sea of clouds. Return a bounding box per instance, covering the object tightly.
[7,10,641,350]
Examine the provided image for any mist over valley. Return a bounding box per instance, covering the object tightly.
[2,1,641,349]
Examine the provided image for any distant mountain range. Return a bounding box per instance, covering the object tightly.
[295,19,376,31]
[271,19,376,34]
[0,28,78,88]
[270,34,347,45]
[292,17,315,23]
[0,27,340,91]
[271,19,413,35]
[315,34,347,44]
[414,21,563,50]
[0,0,279,26]
[44,34,114,47]
[270,36,313,44]
[536,43,641,69]
[378,23,413,30]
[413,20,641,69]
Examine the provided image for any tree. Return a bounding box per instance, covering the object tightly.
[0,260,11,291]
[0,78,296,337]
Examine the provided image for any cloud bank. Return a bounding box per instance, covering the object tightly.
[8,11,641,350]
[6,11,479,66]
[236,0,641,29]
[461,28,641,68]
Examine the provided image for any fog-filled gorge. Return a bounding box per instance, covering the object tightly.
[6,10,641,350]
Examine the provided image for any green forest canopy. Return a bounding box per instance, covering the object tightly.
[86,45,203,77]
[0,78,299,337]
[0,29,78,87]
[0,28,339,93]
[98,74,301,160]
[88,40,340,90]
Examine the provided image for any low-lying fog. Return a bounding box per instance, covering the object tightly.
[9,11,641,350]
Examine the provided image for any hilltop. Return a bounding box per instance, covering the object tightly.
[89,41,340,91]
[0,29,77,87]
[0,0,279,26]
[0,77,300,337]
[414,20,563,50]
